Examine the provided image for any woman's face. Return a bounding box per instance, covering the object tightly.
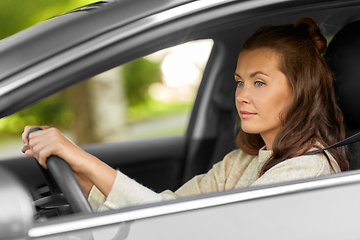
[235,48,293,147]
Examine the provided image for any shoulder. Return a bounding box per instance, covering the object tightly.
[252,152,339,186]
[273,152,340,176]
[286,151,340,173]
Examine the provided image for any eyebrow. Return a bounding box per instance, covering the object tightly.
[234,71,269,79]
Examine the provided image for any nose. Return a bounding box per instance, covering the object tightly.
[236,86,251,104]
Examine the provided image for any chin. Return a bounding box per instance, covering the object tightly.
[241,125,260,135]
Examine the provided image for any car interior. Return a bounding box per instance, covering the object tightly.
[1,1,360,223]
[325,18,360,170]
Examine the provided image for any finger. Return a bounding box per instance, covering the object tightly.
[30,141,47,160]
[27,126,49,145]
[37,148,51,169]
[22,126,62,169]
[24,149,35,158]
[21,144,30,154]
[22,125,34,145]
[22,125,44,145]
[28,130,40,144]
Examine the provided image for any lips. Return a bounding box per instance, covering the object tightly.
[239,110,257,119]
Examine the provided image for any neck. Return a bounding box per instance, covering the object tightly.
[260,129,279,150]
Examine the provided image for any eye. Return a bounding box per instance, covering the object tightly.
[255,81,264,87]
[236,81,244,87]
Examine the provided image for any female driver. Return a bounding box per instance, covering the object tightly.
[21,17,350,211]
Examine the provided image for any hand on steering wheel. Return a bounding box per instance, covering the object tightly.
[25,127,92,214]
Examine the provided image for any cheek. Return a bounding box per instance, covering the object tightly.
[255,91,291,120]
[275,96,292,123]
[252,92,272,112]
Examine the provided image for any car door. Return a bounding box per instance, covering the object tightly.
[0,0,223,197]
[27,170,360,240]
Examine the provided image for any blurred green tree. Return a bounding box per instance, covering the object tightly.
[0,92,74,136]
[123,58,162,106]
[0,0,98,39]
[0,0,99,140]
[0,0,171,147]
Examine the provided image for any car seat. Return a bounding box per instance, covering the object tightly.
[325,19,360,170]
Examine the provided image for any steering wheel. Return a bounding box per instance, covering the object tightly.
[29,128,93,214]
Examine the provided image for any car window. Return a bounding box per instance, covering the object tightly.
[0,39,213,156]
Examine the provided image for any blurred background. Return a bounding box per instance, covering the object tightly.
[0,0,213,158]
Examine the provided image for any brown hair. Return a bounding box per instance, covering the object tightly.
[236,17,350,175]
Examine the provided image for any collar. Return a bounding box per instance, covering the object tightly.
[258,146,272,163]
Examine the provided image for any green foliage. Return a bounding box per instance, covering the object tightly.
[0,92,74,135]
[127,98,192,123]
[0,0,98,39]
[0,0,97,136]
[0,1,192,143]
[122,58,162,106]
[133,126,187,139]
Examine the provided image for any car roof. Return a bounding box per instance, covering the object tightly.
[0,0,352,84]
[0,0,194,83]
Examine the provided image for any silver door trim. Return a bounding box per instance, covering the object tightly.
[29,172,360,237]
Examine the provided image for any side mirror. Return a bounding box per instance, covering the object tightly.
[0,166,34,240]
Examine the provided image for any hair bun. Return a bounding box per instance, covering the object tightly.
[295,17,327,54]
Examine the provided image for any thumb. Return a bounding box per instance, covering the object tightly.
[24,149,35,158]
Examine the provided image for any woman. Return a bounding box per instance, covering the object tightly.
[21,17,350,211]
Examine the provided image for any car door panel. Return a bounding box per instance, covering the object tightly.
[28,170,360,240]
[82,135,186,192]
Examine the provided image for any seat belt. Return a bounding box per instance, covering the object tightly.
[303,131,360,156]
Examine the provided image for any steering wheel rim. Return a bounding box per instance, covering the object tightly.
[46,155,93,213]
[29,128,93,214]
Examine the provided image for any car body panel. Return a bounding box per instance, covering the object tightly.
[29,170,360,239]
[0,167,33,240]
[0,0,194,83]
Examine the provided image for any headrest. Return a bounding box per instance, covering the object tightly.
[325,20,360,133]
